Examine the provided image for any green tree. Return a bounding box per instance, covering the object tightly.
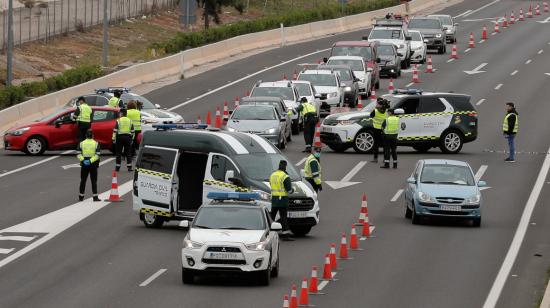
[197,0,245,29]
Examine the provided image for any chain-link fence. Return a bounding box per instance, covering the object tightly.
[0,0,179,49]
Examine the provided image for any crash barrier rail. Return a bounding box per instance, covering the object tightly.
[0,0,439,136]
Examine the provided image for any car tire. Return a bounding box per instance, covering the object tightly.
[400,60,407,69]
[182,268,195,285]
[328,144,348,153]
[438,46,444,54]
[291,120,300,135]
[397,68,402,77]
[24,136,47,156]
[411,205,422,225]
[258,252,271,286]
[290,225,312,237]
[278,134,286,149]
[405,202,412,219]
[443,45,447,53]
[472,217,481,227]
[140,213,165,228]
[270,250,279,278]
[352,130,375,154]
[439,130,463,154]
[412,145,431,153]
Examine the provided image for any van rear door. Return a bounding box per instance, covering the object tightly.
[136,145,179,215]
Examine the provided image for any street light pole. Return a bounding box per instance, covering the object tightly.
[7,0,14,86]
[102,0,109,67]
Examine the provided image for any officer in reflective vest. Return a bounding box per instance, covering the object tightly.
[370,98,388,163]
[380,108,403,168]
[77,130,101,202]
[304,146,322,192]
[126,100,142,157]
[296,97,318,152]
[269,160,294,241]
[108,90,123,108]
[73,96,92,144]
[112,109,135,172]
[503,102,518,162]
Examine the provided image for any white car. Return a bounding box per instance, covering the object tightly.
[408,30,427,64]
[250,81,302,135]
[367,25,412,69]
[290,80,321,117]
[297,69,344,115]
[326,55,371,94]
[180,192,280,286]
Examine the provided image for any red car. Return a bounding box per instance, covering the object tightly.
[330,41,381,90]
[3,106,118,155]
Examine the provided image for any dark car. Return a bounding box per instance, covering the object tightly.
[330,41,381,90]
[317,64,360,107]
[377,43,402,78]
[407,17,447,54]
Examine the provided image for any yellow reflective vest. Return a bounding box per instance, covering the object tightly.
[384,116,399,135]
[270,170,289,197]
[300,102,316,117]
[372,109,387,130]
[127,109,142,131]
[304,155,322,185]
[77,139,99,163]
[503,113,518,133]
[77,103,92,123]
[112,117,134,140]
[108,97,120,108]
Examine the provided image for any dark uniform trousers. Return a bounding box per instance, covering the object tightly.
[132,130,141,157]
[116,134,133,168]
[306,178,320,193]
[303,114,317,147]
[372,128,382,159]
[383,134,398,163]
[270,197,290,234]
[80,162,99,196]
[77,122,91,144]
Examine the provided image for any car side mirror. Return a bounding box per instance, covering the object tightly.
[229,110,233,115]
[314,94,322,98]
[225,170,235,183]
[179,220,190,229]
[405,36,412,41]
[407,177,416,184]
[477,180,487,187]
[271,222,282,231]
[397,53,403,57]
[376,58,381,63]
[354,78,361,82]
[362,35,369,40]
[154,103,161,108]
[454,23,458,26]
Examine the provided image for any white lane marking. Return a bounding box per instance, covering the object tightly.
[476,99,486,106]
[360,226,376,240]
[325,161,367,190]
[167,48,330,112]
[0,235,36,242]
[296,157,307,166]
[510,70,518,76]
[447,58,455,63]
[494,84,503,90]
[525,59,532,64]
[463,0,501,17]
[0,248,15,254]
[538,49,544,55]
[545,73,550,76]
[0,150,73,179]
[139,269,167,287]
[475,165,488,181]
[482,147,550,308]
[317,280,329,290]
[464,48,471,53]
[479,40,485,44]
[390,189,404,202]
[405,82,414,87]
[62,157,115,170]
[464,63,488,75]
[491,32,497,36]
[0,181,133,269]
[454,10,472,18]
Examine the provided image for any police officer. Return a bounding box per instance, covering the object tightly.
[126,100,142,157]
[77,130,101,202]
[304,146,322,193]
[296,97,318,153]
[112,109,135,172]
[370,98,388,163]
[503,102,518,162]
[73,96,92,144]
[269,160,294,241]
[380,108,403,169]
[108,90,124,108]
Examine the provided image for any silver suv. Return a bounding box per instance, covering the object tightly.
[407,17,447,54]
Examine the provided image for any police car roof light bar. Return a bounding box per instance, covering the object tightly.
[95,87,131,94]
[373,19,405,28]
[393,88,423,95]
[207,192,260,201]
[152,123,209,130]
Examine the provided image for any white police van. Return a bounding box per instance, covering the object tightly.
[133,124,319,236]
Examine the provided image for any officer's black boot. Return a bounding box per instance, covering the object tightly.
[78,195,84,201]
[380,161,390,169]
[93,196,101,202]
[393,162,398,169]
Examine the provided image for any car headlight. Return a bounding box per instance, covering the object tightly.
[337,119,358,125]
[10,127,30,136]
[387,60,395,65]
[184,238,203,249]
[264,128,277,134]
[328,92,338,98]
[246,240,268,251]
[435,33,442,38]
[464,194,481,205]
[226,127,236,132]
[418,191,436,203]
[253,190,271,201]
[398,44,405,49]
[344,86,352,92]
[142,119,157,124]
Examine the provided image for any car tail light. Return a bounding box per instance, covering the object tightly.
[468,113,478,117]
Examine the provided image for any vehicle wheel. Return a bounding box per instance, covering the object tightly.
[472,217,481,227]
[258,252,271,286]
[438,47,444,54]
[352,130,374,153]
[412,145,431,153]
[400,60,407,69]
[182,268,195,284]
[405,202,412,219]
[407,57,412,68]
[291,121,300,135]
[270,250,279,278]
[140,213,164,228]
[278,134,286,149]
[439,130,463,154]
[328,144,348,153]
[290,225,312,237]
[24,136,47,155]
[443,45,447,53]
[411,205,421,225]
[421,57,426,64]
[397,68,402,77]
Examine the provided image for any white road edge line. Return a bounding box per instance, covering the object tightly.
[538,49,544,55]
[464,48,471,53]
[476,99,486,106]
[475,165,488,181]
[405,82,414,87]
[168,48,330,112]
[482,147,550,308]
[0,235,36,242]
[0,150,73,179]
[494,84,503,90]
[296,157,307,166]
[447,58,455,63]
[390,189,404,202]
[454,10,472,18]
[139,269,167,287]
[317,280,329,291]
[510,70,518,76]
[0,248,15,254]
[463,0,500,17]
[525,59,532,64]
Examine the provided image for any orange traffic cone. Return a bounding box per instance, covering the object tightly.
[468,32,475,48]
[356,193,368,225]
[362,219,371,238]
[412,65,420,83]
[370,87,377,104]
[356,95,364,109]
[424,56,434,73]
[197,115,202,125]
[388,78,395,92]
[519,8,525,21]
[536,4,541,15]
[482,24,488,40]
[528,5,533,18]
[510,11,515,24]
[223,101,229,125]
[282,295,290,308]
[290,285,298,308]
[339,233,349,259]
[214,107,222,128]
[329,244,338,270]
[501,14,508,28]
[350,224,360,250]
[545,2,549,13]
[313,123,322,148]
[309,266,321,294]
[494,19,500,33]
[298,278,309,306]
[108,171,123,202]
[206,111,212,126]
[234,96,240,107]
[293,69,298,80]
[245,90,250,97]
[322,254,333,280]
[450,44,459,59]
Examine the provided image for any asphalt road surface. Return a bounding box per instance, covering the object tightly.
[1,0,550,307]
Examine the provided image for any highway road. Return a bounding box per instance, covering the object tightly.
[1,0,550,307]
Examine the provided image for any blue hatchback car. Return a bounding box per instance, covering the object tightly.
[404,159,487,227]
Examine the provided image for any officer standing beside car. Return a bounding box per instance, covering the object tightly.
[108,90,124,109]
[126,100,142,157]
[380,108,403,169]
[269,160,295,241]
[296,97,318,153]
[370,98,388,163]
[304,146,323,193]
[73,96,92,144]
[112,109,135,172]
[77,129,101,202]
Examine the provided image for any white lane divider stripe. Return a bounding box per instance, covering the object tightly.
[139,269,167,287]
[360,226,376,241]
[0,150,73,179]
[0,235,36,242]
[405,82,414,87]
[479,40,485,44]
[0,248,15,254]
[476,99,486,106]
[464,48,471,53]
[390,189,404,202]
[296,157,307,166]
[494,84,503,90]
[510,70,518,76]
[475,165,488,181]
[447,58,455,63]
[483,147,550,308]
[538,49,544,55]
[454,10,472,18]
[463,0,500,17]
[525,59,532,64]
[491,32,497,36]
[318,272,338,290]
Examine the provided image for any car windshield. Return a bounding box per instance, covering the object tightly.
[408,19,441,29]
[298,74,337,87]
[37,108,66,122]
[377,45,396,56]
[251,87,295,101]
[293,83,312,96]
[361,102,377,113]
[420,164,475,185]
[331,46,373,60]
[369,29,403,40]
[194,207,265,230]
[433,15,452,25]
[410,32,423,41]
[120,94,156,109]
[232,106,276,120]
[233,153,301,181]
[327,59,364,71]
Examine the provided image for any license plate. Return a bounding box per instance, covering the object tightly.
[440,205,461,211]
[288,211,308,218]
[207,252,243,260]
[321,126,332,133]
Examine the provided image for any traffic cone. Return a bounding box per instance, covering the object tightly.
[482,24,488,40]
[197,115,202,125]
[356,95,364,109]
[350,224,360,250]
[412,65,420,83]
[214,107,222,128]
[356,193,368,225]
[293,69,298,80]
[309,266,320,294]
[322,254,333,280]
[329,244,338,269]
[313,123,322,148]
[206,111,212,126]
[545,2,549,13]
[245,90,250,97]
[493,20,500,33]
[298,278,309,306]
[283,295,290,308]
[510,11,515,24]
[468,32,475,48]
[283,74,288,80]
[362,219,371,237]
[290,285,298,308]
[234,96,240,107]
[370,87,377,104]
[222,101,229,125]
[388,78,395,92]
[339,232,349,259]
[501,14,508,28]
[536,4,541,15]
[424,56,434,73]
[528,5,533,18]
[108,171,123,202]
[519,8,525,21]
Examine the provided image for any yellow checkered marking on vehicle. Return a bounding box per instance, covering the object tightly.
[203,179,250,192]
[140,208,172,217]
[137,168,171,180]
[398,136,439,141]
[397,111,477,118]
